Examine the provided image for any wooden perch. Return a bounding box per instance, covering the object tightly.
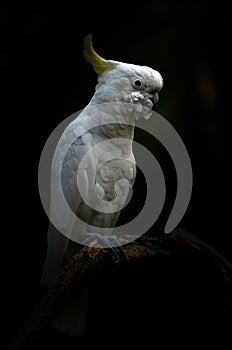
[7,229,232,349]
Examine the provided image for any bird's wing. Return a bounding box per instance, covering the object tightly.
[41,113,95,286]
[42,108,137,286]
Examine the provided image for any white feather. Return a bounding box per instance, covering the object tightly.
[42,57,163,334]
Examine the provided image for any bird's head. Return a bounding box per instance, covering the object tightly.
[83,35,163,110]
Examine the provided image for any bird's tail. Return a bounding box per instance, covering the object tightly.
[41,223,69,287]
[51,286,89,335]
[41,222,88,335]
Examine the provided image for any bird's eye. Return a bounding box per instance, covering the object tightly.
[132,78,144,90]
[134,80,142,86]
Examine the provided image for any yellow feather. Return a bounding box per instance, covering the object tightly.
[83,34,114,75]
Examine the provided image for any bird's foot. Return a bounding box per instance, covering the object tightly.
[83,233,129,260]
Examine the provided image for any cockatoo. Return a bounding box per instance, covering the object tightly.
[41,34,163,335]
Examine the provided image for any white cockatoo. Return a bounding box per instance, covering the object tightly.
[41,34,163,335]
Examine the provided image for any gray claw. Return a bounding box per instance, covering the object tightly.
[83,233,129,260]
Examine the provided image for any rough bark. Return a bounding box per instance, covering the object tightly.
[7,229,232,349]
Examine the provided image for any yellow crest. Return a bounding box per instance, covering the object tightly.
[83,34,116,75]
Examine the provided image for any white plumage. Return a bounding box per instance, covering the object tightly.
[41,35,163,334]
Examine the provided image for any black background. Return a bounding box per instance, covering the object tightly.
[1,1,231,348]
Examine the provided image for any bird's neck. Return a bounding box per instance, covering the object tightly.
[85,96,152,143]
[93,123,135,142]
[85,98,138,142]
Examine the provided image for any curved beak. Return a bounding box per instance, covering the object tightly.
[150,92,159,110]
